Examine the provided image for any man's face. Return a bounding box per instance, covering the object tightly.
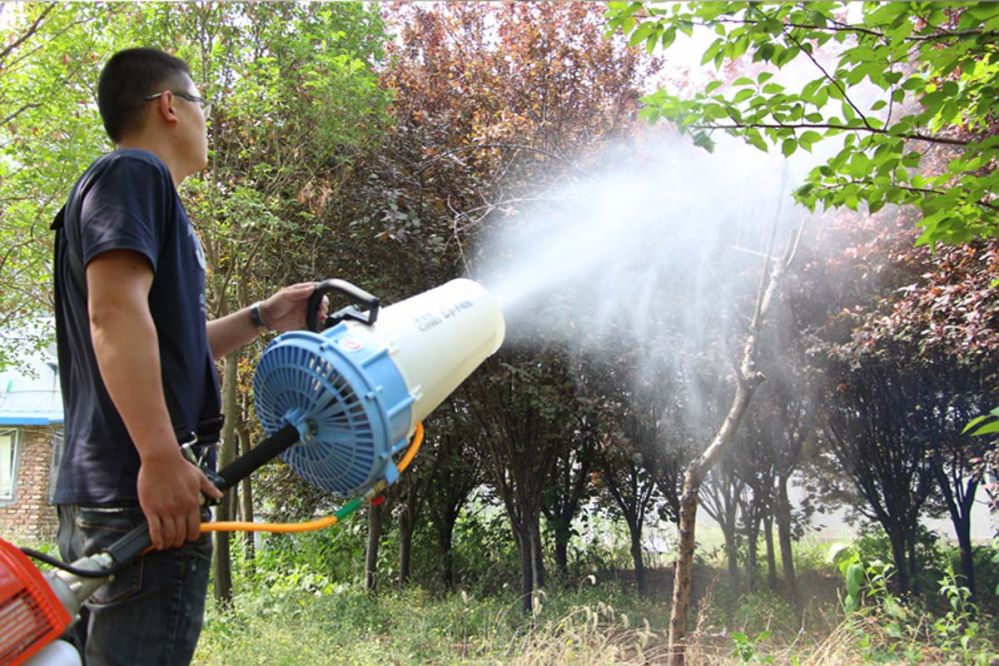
[173,75,209,173]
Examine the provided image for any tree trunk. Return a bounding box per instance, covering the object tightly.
[238,425,255,575]
[775,476,798,609]
[956,518,976,599]
[530,514,545,591]
[666,214,800,665]
[399,502,414,587]
[436,519,456,591]
[669,475,701,665]
[725,521,741,595]
[365,503,382,594]
[553,520,571,579]
[764,513,777,591]
[906,530,918,595]
[669,375,765,665]
[628,520,646,597]
[743,512,757,592]
[937,469,979,600]
[887,527,910,595]
[517,525,534,614]
[212,350,239,608]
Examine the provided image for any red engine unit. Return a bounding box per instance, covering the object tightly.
[0,537,72,666]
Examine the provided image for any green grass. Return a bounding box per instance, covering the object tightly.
[195,540,999,666]
[194,582,668,665]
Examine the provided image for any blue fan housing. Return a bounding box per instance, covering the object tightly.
[253,323,414,497]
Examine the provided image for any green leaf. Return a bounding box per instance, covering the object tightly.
[782,138,797,156]
[846,563,864,598]
[797,130,822,151]
[963,414,991,433]
[628,21,656,48]
[972,421,999,436]
[744,128,769,152]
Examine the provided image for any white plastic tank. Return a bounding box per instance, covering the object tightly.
[343,278,504,427]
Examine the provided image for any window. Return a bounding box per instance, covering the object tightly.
[48,429,64,503]
[0,428,19,501]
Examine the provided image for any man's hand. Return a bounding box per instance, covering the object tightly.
[207,282,330,358]
[137,447,222,550]
[259,282,329,332]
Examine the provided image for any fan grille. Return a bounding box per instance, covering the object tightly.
[254,330,412,496]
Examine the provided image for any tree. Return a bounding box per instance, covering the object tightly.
[731,320,817,607]
[377,1,657,613]
[666,217,805,665]
[394,472,422,588]
[541,406,597,580]
[822,348,938,595]
[470,354,576,613]
[596,429,659,598]
[927,372,993,600]
[761,376,815,609]
[732,443,775,592]
[419,400,481,591]
[0,4,118,369]
[700,458,745,595]
[791,197,996,597]
[606,2,998,245]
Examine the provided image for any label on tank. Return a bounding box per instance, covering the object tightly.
[414,299,476,332]
[339,336,364,352]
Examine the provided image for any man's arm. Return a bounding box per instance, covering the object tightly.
[206,305,266,359]
[87,249,221,550]
[206,282,321,359]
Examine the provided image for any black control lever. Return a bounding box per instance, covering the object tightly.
[306,279,380,332]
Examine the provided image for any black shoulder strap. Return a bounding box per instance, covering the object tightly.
[52,205,87,285]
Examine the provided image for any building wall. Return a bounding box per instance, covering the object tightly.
[0,426,58,544]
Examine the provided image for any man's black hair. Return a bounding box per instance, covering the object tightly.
[97,48,191,143]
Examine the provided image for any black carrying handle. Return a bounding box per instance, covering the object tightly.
[307,279,380,332]
[105,423,301,567]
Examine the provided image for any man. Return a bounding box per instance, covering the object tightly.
[52,47,322,665]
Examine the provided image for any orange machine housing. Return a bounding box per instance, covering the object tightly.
[0,537,72,665]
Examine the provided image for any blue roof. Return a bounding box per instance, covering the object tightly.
[0,413,63,426]
[0,336,63,426]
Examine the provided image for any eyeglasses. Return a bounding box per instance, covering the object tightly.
[144,90,210,115]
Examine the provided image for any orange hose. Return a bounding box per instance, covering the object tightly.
[205,515,340,534]
[396,422,424,473]
[200,422,425,534]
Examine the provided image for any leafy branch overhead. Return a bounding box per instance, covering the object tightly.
[606,1,998,246]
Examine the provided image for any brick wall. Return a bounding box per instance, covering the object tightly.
[0,427,59,544]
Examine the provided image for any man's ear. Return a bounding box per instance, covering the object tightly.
[155,91,179,125]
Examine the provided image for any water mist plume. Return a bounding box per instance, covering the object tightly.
[474,133,814,354]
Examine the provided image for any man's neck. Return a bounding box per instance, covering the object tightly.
[115,136,185,188]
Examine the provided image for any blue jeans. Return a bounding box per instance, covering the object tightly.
[57,504,212,666]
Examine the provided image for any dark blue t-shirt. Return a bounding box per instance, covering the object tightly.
[52,149,220,505]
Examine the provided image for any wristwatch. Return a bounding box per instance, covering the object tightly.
[249,302,269,335]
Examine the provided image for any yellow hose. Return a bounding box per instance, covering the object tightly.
[201,422,425,534]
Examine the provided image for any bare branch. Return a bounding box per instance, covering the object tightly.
[414,142,589,177]
[690,121,972,147]
[0,3,56,65]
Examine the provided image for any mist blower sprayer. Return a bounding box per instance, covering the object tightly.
[0,278,505,666]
